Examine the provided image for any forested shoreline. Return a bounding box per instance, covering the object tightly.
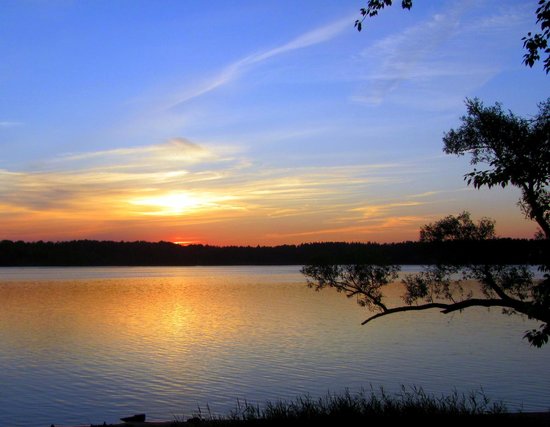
[0,239,547,266]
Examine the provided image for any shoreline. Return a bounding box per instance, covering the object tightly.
[53,411,550,427]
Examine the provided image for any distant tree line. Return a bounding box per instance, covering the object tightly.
[0,238,546,267]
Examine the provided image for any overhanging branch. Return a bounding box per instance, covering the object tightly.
[479,266,514,302]
[361,299,518,325]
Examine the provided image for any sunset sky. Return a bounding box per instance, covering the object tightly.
[0,0,547,245]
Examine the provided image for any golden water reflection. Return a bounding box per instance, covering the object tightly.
[1,271,371,357]
[0,267,548,427]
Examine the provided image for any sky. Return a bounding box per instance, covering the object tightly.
[0,0,547,245]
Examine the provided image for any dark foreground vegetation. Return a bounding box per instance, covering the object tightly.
[87,388,549,427]
[0,238,548,266]
[178,388,539,427]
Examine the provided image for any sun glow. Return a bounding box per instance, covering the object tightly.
[129,191,234,216]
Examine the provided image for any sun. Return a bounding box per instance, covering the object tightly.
[129,191,218,216]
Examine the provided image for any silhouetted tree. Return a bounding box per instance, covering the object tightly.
[303,99,550,347]
[354,0,550,73]
[444,98,550,240]
[303,213,550,347]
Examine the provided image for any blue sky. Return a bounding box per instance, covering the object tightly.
[0,0,547,244]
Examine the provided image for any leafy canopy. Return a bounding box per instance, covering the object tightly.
[443,98,550,239]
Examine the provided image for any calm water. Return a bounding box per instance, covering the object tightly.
[0,266,548,426]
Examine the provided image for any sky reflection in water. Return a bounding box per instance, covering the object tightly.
[0,266,548,426]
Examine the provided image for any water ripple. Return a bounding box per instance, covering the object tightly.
[0,266,548,426]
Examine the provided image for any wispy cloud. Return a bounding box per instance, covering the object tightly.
[0,137,526,243]
[61,138,205,161]
[250,17,351,62]
[354,1,531,106]
[60,138,210,164]
[0,138,419,241]
[168,17,350,108]
[265,214,427,241]
[351,201,426,219]
[355,4,465,105]
[0,121,23,128]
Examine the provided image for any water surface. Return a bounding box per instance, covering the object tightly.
[0,266,548,426]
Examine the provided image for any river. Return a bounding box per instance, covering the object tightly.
[0,266,548,426]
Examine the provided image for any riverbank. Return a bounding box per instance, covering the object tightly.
[63,412,550,427]
[55,389,550,427]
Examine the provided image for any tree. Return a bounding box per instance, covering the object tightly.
[302,100,550,347]
[444,98,550,240]
[303,212,550,347]
[355,0,550,74]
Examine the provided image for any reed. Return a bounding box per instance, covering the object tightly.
[174,386,518,426]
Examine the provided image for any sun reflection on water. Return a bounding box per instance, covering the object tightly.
[0,267,548,427]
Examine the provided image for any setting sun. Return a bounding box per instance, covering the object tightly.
[129,192,236,216]
[0,0,543,245]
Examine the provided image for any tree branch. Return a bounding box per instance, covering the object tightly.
[478,265,514,302]
[362,303,447,325]
[361,299,520,325]
[521,182,550,239]
[440,298,518,313]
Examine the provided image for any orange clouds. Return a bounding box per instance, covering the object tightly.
[0,138,538,245]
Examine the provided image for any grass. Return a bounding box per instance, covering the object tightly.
[168,386,550,426]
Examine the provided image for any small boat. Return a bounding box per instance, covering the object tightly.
[120,414,146,423]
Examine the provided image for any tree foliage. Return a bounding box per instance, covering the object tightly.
[419,211,495,242]
[443,98,550,240]
[354,0,412,31]
[355,0,550,73]
[303,99,550,347]
[302,213,550,347]
[522,0,550,73]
